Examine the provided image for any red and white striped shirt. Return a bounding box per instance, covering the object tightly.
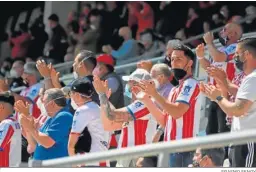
[164,77,200,141]
[118,100,157,148]
[209,43,237,85]
[15,83,42,120]
[0,116,21,167]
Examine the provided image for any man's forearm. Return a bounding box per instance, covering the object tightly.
[207,43,226,62]
[99,93,115,121]
[198,58,211,70]
[29,127,53,148]
[217,98,244,117]
[44,78,54,90]
[227,81,239,97]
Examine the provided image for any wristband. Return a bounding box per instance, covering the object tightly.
[215,96,223,102]
[44,77,51,81]
[197,56,204,60]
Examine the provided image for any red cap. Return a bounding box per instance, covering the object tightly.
[96,54,115,67]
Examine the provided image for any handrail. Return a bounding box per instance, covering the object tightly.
[29,129,256,167]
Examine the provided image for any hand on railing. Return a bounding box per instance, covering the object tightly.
[137,60,153,72]
[36,60,51,78]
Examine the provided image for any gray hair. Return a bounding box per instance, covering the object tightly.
[44,88,66,107]
[151,63,172,78]
[201,148,225,166]
[166,39,182,49]
[24,62,41,81]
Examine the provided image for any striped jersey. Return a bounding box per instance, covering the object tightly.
[164,77,200,141]
[0,116,21,167]
[209,43,237,85]
[118,100,157,148]
[15,83,42,120]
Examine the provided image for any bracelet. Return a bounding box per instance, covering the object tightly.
[197,56,204,60]
[157,127,164,135]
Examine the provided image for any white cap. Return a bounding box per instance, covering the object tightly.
[122,69,152,82]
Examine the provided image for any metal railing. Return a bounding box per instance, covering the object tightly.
[28,129,256,167]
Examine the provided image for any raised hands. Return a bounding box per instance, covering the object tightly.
[203,32,214,45]
[14,100,30,116]
[93,76,112,98]
[199,82,222,101]
[195,43,205,58]
[36,60,51,78]
[137,60,153,72]
[0,79,9,92]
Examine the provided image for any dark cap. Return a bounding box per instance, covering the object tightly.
[48,14,59,22]
[71,79,94,97]
[0,93,15,106]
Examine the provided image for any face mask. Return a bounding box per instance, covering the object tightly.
[234,55,246,71]
[153,79,160,90]
[124,84,132,99]
[71,98,79,110]
[172,68,187,80]
[73,71,79,79]
[136,91,146,99]
[10,69,19,78]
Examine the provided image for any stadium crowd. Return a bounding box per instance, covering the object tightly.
[1,1,256,168]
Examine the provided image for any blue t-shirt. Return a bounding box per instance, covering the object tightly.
[33,108,73,160]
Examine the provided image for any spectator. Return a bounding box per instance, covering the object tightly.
[243,6,256,33]
[79,4,91,34]
[128,2,154,39]
[93,54,124,109]
[191,148,225,167]
[0,94,21,167]
[47,14,68,63]
[9,59,26,90]
[66,20,80,54]
[16,88,73,161]
[10,23,31,59]
[27,17,48,61]
[68,79,109,167]
[93,69,158,167]
[102,27,138,61]
[74,10,101,55]
[139,29,165,58]
[71,50,99,104]
[200,38,256,167]
[201,23,243,135]
[0,57,13,77]
[211,13,225,29]
[220,5,231,23]
[137,44,200,167]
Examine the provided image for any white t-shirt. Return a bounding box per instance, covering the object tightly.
[71,101,110,153]
[233,70,256,131]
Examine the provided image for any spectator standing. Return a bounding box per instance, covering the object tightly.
[9,59,26,90]
[137,44,200,167]
[47,14,68,63]
[0,57,13,78]
[10,23,31,59]
[0,94,21,167]
[16,88,73,161]
[201,23,243,135]
[243,6,256,33]
[102,27,138,61]
[68,79,109,167]
[200,38,256,167]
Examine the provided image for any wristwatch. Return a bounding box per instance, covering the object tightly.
[216,96,223,102]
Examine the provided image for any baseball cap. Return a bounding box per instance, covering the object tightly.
[0,93,15,106]
[122,68,152,82]
[96,54,115,67]
[70,78,94,97]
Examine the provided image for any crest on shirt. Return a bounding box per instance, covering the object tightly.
[181,85,192,96]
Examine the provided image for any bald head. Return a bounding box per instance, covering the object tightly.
[119,27,132,40]
[225,23,243,40]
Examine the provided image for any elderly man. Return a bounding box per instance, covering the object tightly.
[15,88,73,160]
[0,94,21,167]
[9,59,26,90]
[102,27,138,61]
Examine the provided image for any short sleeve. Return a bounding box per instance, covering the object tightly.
[45,112,73,142]
[26,85,41,102]
[175,79,199,105]
[71,108,93,134]
[236,75,256,102]
[0,123,14,150]
[126,101,149,120]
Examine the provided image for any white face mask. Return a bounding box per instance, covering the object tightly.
[136,91,146,99]
[153,79,160,90]
[71,98,79,110]
[36,98,48,116]
[10,69,19,78]
[73,71,79,79]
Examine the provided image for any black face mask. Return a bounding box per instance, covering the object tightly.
[219,35,229,46]
[234,55,245,71]
[172,68,187,80]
